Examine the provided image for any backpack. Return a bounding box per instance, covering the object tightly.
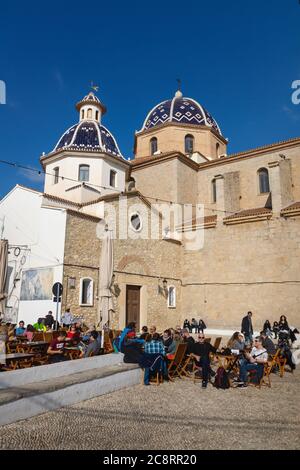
[214,367,230,389]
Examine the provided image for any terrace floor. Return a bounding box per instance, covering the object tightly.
[0,367,299,450]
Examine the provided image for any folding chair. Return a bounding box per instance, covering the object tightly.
[249,350,281,388]
[168,343,187,380]
[213,337,222,350]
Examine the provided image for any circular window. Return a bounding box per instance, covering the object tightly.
[130,213,142,232]
[14,247,21,257]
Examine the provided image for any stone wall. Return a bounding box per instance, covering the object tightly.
[62,212,101,326]
[197,147,300,215]
[182,215,300,330]
[62,197,184,331]
[135,124,226,160]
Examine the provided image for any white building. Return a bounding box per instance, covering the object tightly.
[0,91,128,325]
[0,185,65,325]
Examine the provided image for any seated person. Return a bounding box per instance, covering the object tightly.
[190,318,198,333]
[15,321,26,336]
[119,322,142,352]
[227,331,245,351]
[260,330,276,355]
[33,318,47,332]
[272,321,279,339]
[238,336,268,387]
[182,328,195,354]
[140,326,149,340]
[145,333,166,356]
[183,319,190,331]
[122,331,145,364]
[190,333,217,388]
[144,333,167,384]
[82,330,101,357]
[163,329,176,355]
[23,324,35,341]
[66,324,81,342]
[47,331,67,363]
[263,320,272,337]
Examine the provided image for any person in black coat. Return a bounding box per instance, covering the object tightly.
[198,319,207,333]
[278,315,297,343]
[241,311,253,344]
[44,311,55,329]
[191,333,216,388]
[272,321,279,339]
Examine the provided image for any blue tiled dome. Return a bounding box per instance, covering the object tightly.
[53,121,122,157]
[142,92,221,135]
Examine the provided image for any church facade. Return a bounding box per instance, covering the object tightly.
[1,89,300,330]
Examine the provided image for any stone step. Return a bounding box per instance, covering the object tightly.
[0,361,140,426]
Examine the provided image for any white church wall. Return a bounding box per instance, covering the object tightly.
[44,154,126,200]
[0,186,66,325]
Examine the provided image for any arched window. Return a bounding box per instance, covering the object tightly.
[258,168,270,193]
[150,137,158,155]
[110,170,117,188]
[53,167,59,185]
[80,278,93,306]
[78,165,90,182]
[212,179,217,203]
[87,108,92,119]
[81,110,85,120]
[95,110,99,121]
[216,143,220,157]
[167,286,176,308]
[185,134,194,154]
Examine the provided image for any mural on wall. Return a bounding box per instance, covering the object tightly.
[20,268,53,301]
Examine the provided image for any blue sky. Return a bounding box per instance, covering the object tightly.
[0,0,299,198]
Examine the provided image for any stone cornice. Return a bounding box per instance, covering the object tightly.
[130,151,200,172]
[40,149,130,169]
[135,121,227,144]
[198,136,300,172]
[223,208,273,225]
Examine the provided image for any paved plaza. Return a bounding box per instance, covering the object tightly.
[0,368,299,450]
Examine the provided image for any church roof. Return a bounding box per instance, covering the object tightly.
[140,91,221,135]
[53,121,123,157]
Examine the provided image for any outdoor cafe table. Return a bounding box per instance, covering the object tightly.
[64,346,81,360]
[0,353,35,370]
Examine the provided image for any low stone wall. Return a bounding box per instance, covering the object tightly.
[0,353,124,390]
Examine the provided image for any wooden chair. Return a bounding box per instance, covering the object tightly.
[168,343,187,380]
[43,331,53,343]
[67,349,81,360]
[179,355,195,378]
[249,349,282,388]
[33,332,44,342]
[204,338,211,344]
[213,337,222,350]
[274,351,287,377]
[6,342,17,354]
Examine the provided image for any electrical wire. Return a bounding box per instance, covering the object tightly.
[0,158,237,215]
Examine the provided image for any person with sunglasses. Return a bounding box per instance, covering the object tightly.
[237,336,268,387]
[190,334,217,388]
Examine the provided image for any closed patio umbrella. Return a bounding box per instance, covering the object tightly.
[97,228,114,329]
[0,239,8,319]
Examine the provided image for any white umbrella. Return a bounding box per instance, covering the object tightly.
[98,228,114,329]
[0,239,8,319]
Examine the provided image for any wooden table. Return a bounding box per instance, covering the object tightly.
[0,353,35,370]
[64,347,81,360]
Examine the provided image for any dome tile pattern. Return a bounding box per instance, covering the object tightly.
[53,121,122,157]
[142,95,221,135]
